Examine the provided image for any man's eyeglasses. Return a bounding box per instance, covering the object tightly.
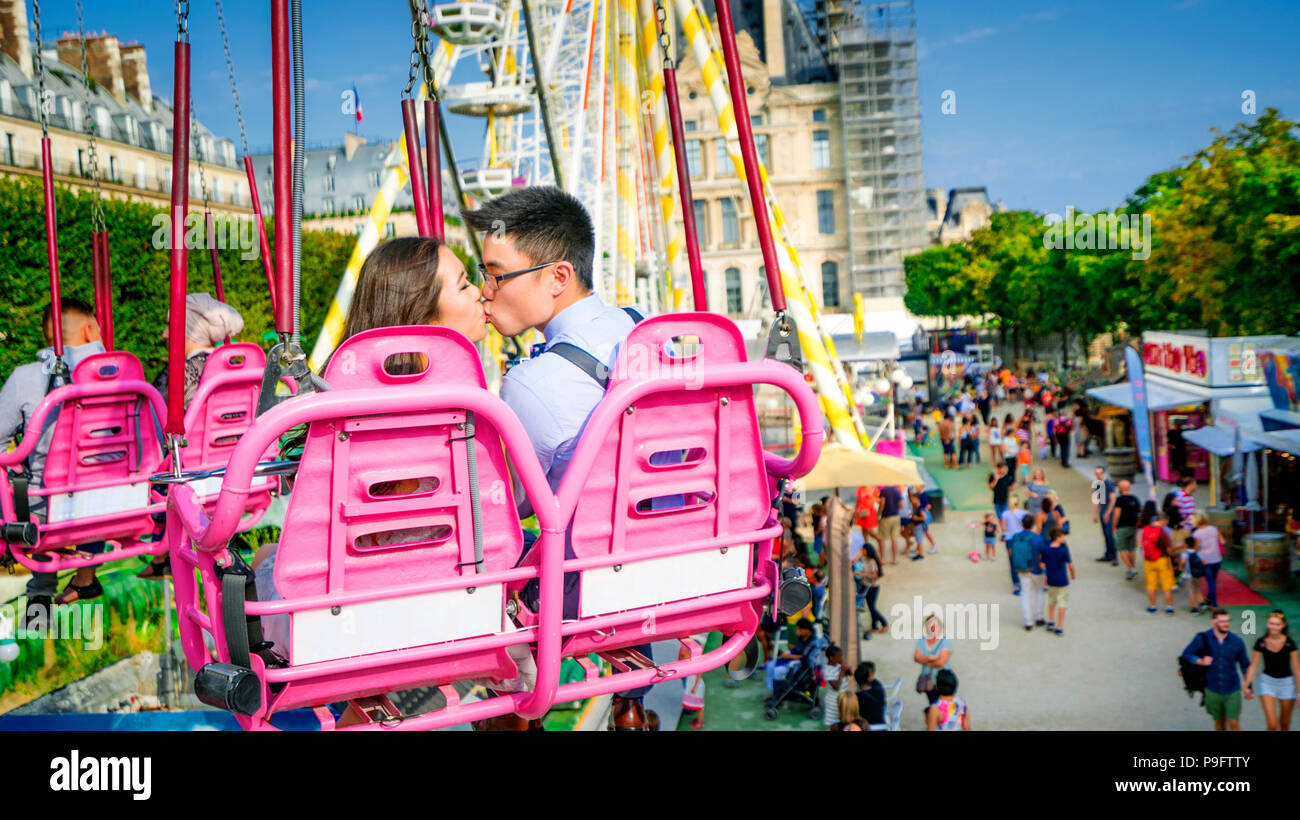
[477,260,560,291]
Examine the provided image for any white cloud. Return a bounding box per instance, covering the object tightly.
[953,27,998,44]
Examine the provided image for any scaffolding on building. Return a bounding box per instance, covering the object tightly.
[819,0,926,300]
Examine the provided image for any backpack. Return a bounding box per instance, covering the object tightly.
[1141,526,1165,562]
[1009,531,1038,573]
[1057,417,1073,434]
[1178,632,1210,704]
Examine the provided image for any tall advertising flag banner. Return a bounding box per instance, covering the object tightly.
[1125,346,1157,499]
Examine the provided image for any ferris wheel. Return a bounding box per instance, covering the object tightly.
[432,0,664,310]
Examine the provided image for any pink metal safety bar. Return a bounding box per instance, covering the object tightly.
[0,352,168,573]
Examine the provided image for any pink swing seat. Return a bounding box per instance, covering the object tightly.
[167,327,555,730]
[0,351,167,572]
[514,312,822,702]
[158,343,277,529]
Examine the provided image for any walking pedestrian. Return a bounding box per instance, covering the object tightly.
[1242,611,1299,732]
[970,415,982,464]
[877,485,903,564]
[1181,608,1251,731]
[1009,513,1047,629]
[982,512,999,561]
[1002,421,1021,480]
[913,614,953,711]
[1055,407,1073,468]
[909,485,937,557]
[1001,495,1027,595]
[939,414,956,469]
[858,544,888,636]
[1113,479,1142,580]
[1092,467,1118,565]
[988,417,1004,465]
[988,462,1015,520]
[1040,527,1075,635]
[1190,513,1225,608]
[854,484,880,549]
[958,416,974,467]
[1025,467,1051,507]
[1141,504,1176,615]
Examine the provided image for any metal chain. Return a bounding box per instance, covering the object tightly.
[176,0,190,41]
[653,0,672,65]
[192,101,210,212]
[406,0,434,98]
[214,0,250,157]
[32,0,48,138]
[75,0,106,232]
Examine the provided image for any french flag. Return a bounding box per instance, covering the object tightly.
[353,84,363,122]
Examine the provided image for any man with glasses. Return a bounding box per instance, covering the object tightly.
[465,187,652,727]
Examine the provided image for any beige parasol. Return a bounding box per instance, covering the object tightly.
[800,443,922,490]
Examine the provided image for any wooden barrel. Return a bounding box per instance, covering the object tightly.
[1244,532,1290,592]
[1105,447,1137,481]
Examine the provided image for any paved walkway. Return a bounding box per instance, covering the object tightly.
[852,401,1284,730]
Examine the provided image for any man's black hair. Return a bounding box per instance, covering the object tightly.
[1021,513,1035,530]
[853,661,875,685]
[463,186,595,291]
[44,297,95,324]
[826,643,841,658]
[796,618,813,631]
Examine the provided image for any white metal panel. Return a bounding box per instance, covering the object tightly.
[291,584,504,666]
[47,482,151,523]
[579,548,750,618]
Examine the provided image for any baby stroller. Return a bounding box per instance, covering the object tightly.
[763,637,828,721]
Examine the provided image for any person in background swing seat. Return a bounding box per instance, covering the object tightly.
[140,293,245,580]
[0,299,107,618]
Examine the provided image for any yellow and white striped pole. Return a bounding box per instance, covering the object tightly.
[675,0,864,448]
[689,7,868,445]
[613,0,640,307]
[636,0,689,309]
[309,41,458,370]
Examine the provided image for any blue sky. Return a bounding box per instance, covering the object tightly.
[37,0,1299,213]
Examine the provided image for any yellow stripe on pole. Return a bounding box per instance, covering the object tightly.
[676,0,865,448]
[636,0,689,308]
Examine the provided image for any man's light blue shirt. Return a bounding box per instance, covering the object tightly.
[500,293,635,496]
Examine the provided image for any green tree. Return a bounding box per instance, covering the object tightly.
[0,176,357,378]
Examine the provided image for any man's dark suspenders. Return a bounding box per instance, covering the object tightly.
[544,307,644,389]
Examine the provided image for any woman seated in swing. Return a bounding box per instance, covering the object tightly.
[140,294,245,579]
[151,293,245,408]
[251,236,488,636]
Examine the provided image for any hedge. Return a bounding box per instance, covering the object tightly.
[0,175,357,380]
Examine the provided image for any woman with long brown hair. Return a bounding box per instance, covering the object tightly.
[339,236,486,345]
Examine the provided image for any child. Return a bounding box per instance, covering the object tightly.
[820,644,845,729]
[1041,527,1075,635]
[982,512,998,561]
[1173,533,1206,614]
[1016,440,1033,483]
[925,669,970,731]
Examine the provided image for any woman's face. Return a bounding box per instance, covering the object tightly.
[431,246,487,343]
[926,618,942,639]
[1267,616,1284,636]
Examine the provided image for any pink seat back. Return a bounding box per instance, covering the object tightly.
[40,351,165,494]
[180,344,267,472]
[567,314,772,560]
[274,326,523,599]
